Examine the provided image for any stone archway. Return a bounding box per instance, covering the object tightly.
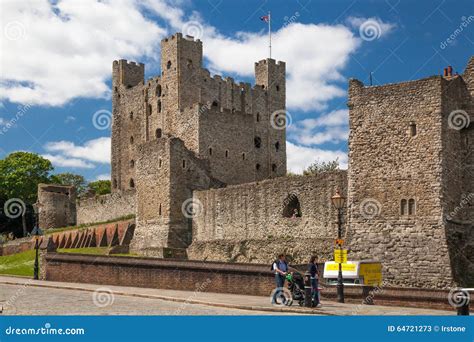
[282,193,302,218]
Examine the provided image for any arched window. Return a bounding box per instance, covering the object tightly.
[401,199,407,215]
[158,101,162,113]
[156,128,162,138]
[256,113,260,122]
[272,164,277,172]
[130,160,135,168]
[275,141,280,151]
[209,147,213,156]
[129,111,133,120]
[212,101,219,107]
[242,153,246,160]
[167,61,172,69]
[129,179,135,188]
[276,85,280,91]
[147,104,152,116]
[225,150,229,158]
[254,136,262,148]
[409,122,417,137]
[182,159,186,168]
[159,158,162,168]
[408,199,416,215]
[156,85,162,97]
[256,163,261,170]
[113,178,118,189]
[130,136,134,144]
[283,194,302,218]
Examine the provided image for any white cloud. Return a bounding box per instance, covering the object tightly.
[94,173,110,181]
[288,109,349,145]
[346,16,397,39]
[64,115,76,123]
[287,141,347,174]
[44,137,110,164]
[202,23,359,111]
[42,154,95,169]
[1,0,167,106]
[0,118,6,126]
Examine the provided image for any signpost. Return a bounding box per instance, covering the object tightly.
[334,249,348,264]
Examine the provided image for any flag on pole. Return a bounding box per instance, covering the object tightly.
[260,12,271,58]
[260,15,270,23]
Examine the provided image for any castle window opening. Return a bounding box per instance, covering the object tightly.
[129,111,133,120]
[114,86,118,92]
[256,163,261,170]
[187,59,193,69]
[159,158,162,168]
[408,199,416,215]
[242,153,246,160]
[409,122,417,137]
[130,160,135,168]
[156,128,162,138]
[256,113,260,122]
[156,85,162,97]
[272,164,277,172]
[275,141,280,151]
[283,194,302,218]
[225,150,229,158]
[212,101,219,107]
[130,136,134,144]
[158,100,162,113]
[182,159,186,168]
[147,104,152,115]
[401,199,407,215]
[129,179,135,188]
[159,204,162,216]
[209,147,213,156]
[113,179,117,189]
[167,61,172,70]
[276,85,280,91]
[254,136,262,148]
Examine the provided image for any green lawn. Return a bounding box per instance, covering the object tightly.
[0,247,137,277]
[0,250,35,277]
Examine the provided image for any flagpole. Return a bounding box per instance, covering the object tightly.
[268,11,272,59]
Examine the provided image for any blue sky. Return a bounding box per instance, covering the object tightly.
[0,0,473,181]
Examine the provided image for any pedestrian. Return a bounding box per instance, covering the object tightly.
[272,254,289,304]
[308,255,321,307]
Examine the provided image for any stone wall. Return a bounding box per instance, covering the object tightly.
[38,184,76,229]
[76,190,135,225]
[346,57,474,289]
[188,171,347,264]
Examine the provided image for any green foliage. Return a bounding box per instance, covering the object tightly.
[50,172,87,196]
[0,152,53,204]
[303,158,340,176]
[87,180,111,195]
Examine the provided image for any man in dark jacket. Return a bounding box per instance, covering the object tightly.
[308,255,321,307]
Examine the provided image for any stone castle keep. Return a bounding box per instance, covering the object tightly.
[39,32,474,289]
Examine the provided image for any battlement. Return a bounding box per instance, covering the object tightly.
[113,59,144,88]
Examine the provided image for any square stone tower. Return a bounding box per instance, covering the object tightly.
[111,33,287,256]
[347,56,474,288]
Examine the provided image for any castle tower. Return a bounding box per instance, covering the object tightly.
[254,59,287,179]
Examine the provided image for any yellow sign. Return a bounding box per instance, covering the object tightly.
[334,249,348,263]
[359,263,382,286]
[325,263,356,272]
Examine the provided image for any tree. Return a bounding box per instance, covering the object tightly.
[50,173,87,196]
[0,152,53,236]
[303,158,340,176]
[88,180,111,195]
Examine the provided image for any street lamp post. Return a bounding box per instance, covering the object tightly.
[331,190,346,303]
[32,202,43,280]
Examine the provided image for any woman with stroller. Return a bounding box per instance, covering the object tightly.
[308,255,321,307]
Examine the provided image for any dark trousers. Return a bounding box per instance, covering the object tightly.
[311,277,320,305]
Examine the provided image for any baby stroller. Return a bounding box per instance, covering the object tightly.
[285,271,306,307]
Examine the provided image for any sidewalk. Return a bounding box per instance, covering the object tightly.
[0,275,455,315]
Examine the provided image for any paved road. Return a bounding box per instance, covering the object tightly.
[0,284,291,315]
